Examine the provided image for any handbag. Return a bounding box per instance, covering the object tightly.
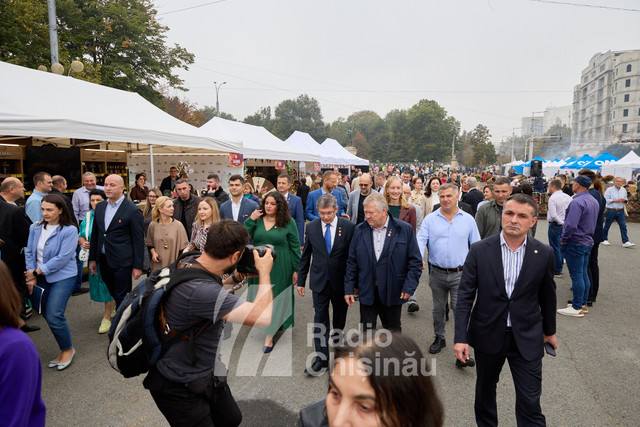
[78,212,91,262]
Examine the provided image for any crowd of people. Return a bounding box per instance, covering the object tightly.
[0,162,632,427]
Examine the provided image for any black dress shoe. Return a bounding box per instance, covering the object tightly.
[304,360,328,376]
[21,325,41,333]
[407,300,420,313]
[586,301,593,307]
[429,337,446,354]
[72,288,90,296]
[456,357,476,368]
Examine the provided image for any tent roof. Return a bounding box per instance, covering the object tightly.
[0,61,240,153]
[561,154,594,169]
[319,138,369,166]
[581,152,619,170]
[283,131,343,164]
[199,118,319,162]
[615,150,640,165]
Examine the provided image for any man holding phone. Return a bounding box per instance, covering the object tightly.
[455,193,557,426]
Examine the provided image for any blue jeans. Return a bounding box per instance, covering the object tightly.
[562,243,591,310]
[603,209,629,243]
[40,276,75,351]
[547,222,563,274]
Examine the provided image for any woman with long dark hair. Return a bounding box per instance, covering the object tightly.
[421,176,441,216]
[245,191,301,352]
[298,332,444,427]
[25,194,79,370]
[0,261,46,425]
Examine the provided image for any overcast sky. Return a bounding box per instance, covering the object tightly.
[153,0,640,145]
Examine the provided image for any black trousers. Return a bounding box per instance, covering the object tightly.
[99,254,132,307]
[587,243,600,302]
[311,284,348,363]
[359,288,402,332]
[474,330,545,427]
[144,367,242,427]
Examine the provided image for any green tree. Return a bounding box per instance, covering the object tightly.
[468,124,497,166]
[243,107,272,130]
[1,0,195,108]
[270,95,328,141]
[405,99,460,163]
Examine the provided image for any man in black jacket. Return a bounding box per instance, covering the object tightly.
[173,179,200,238]
[460,177,485,217]
[202,173,229,206]
[89,174,144,306]
[297,195,355,375]
[159,166,178,196]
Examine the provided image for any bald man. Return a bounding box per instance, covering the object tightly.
[89,174,144,306]
[0,177,26,204]
[346,173,378,225]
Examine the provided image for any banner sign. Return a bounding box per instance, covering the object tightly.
[229,153,244,167]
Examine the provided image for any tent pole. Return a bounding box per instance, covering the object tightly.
[149,144,155,187]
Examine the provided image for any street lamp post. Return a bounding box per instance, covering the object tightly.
[214,81,227,117]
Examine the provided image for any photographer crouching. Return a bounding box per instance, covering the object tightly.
[143,219,274,426]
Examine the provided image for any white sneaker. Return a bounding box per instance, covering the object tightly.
[623,242,635,248]
[602,240,610,246]
[557,306,584,317]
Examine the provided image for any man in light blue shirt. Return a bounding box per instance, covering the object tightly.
[25,172,52,223]
[602,177,634,247]
[416,183,480,364]
[72,172,104,224]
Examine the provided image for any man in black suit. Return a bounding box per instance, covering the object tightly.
[89,174,144,307]
[297,195,355,375]
[461,177,485,216]
[455,193,557,426]
[159,166,178,196]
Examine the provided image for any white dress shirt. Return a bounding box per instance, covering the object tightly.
[500,232,526,327]
[547,190,572,225]
[231,198,242,221]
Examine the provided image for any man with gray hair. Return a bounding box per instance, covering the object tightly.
[344,193,423,332]
[72,172,104,224]
[297,195,356,375]
[461,176,485,217]
[417,183,480,364]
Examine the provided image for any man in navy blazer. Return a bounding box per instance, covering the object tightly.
[277,173,304,247]
[297,195,355,375]
[219,175,259,224]
[344,193,422,332]
[455,193,557,426]
[305,170,345,221]
[89,175,144,307]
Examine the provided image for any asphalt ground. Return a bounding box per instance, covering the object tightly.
[28,219,640,426]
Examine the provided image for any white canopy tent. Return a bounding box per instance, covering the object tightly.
[284,131,342,164]
[320,138,369,166]
[501,160,524,174]
[601,151,640,181]
[0,61,241,154]
[543,159,567,177]
[200,118,319,162]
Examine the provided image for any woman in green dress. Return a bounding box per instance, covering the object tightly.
[78,189,115,334]
[244,191,301,352]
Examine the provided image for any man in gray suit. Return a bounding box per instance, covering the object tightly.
[346,173,377,225]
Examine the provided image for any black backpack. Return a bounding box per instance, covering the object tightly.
[107,252,218,378]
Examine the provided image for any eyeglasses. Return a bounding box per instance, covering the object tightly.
[148,195,158,199]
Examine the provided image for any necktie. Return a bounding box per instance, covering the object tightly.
[324,223,332,254]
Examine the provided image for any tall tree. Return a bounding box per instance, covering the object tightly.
[0,0,194,108]
[270,95,328,141]
[405,100,460,162]
[244,106,272,130]
[468,124,497,166]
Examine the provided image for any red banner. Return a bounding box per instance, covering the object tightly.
[229,153,243,167]
[314,162,321,171]
[275,160,285,169]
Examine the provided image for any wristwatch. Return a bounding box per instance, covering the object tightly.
[32,270,40,278]
[231,273,242,284]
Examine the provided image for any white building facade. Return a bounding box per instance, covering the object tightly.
[571,50,640,155]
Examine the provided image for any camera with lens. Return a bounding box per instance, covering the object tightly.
[236,244,277,275]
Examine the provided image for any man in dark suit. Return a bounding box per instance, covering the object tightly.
[159,166,178,196]
[219,174,258,224]
[344,193,423,332]
[277,173,304,248]
[461,177,485,216]
[89,174,144,307]
[297,195,355,375]
[455,193,557,426]
[0,199,40,332]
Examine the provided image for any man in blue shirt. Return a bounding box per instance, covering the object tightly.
[25,172,52,223]
[557,175,599,318]
[416,183,480,365]
[305,170,345,221]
